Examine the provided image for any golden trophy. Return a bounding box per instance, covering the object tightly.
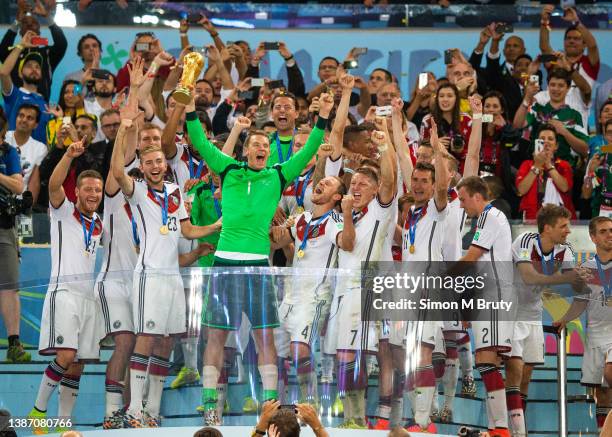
[173,51,205,105]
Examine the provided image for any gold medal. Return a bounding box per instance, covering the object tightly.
[160,225,169,235]
[606,296,612,307]
[297,249,305,259]
[83,249,90,258]
[296,206,305,214]
[409,245,415,254]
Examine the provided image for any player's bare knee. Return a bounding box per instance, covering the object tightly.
[114,333,136,355]
[56,349,77,368]
[605,364,612,388]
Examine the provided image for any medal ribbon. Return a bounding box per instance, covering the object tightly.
[275,132,293,163]
[294,167,314,209]
[536,235,555,275]
[210,181,222,218]
[595,255,612,303]
[298,211,332,254]
[79,212,96,252]
[406,206,423,251]
[150,186,169,227]
[187,150,205,179]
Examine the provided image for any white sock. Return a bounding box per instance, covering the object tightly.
[145,356,170,418]
[407,389,416,416]
[321,354,334,382]
[414,386,435,428]
[34,360,67,412]
[509,408,526,436]
[216,382,227,418]
[458,342,474,378]
[390,397,404,427]
[181,337,198,370]
[258,364,278,397]
[105,379,124,417]
[127,370,147,415]
[58,376,80,418]
[431,382,440,413]
[202,365,220,391]
[487,388,509,428]
[443,358,458,410]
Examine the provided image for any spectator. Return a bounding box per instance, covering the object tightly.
[367,68,393,104]
[406,72,436,128]
[447,60,483,112]
[540,5,599,105]
[588,99,612,158]
[46,80,86,148]
[516,124,575,220]
[486,25,526,77]
[0,110,29,363]
[513,68,588,167]
[5,103,47,204]
[83,69,116,142]
[115,32,173,93]
[95,108,121,180]
[307,56,340,101]
[420,83,472,172]
[193,427,223,437]
[38,114,104,206]
[0,0,67,102]
[0,409,18,437]
[0,31,52,144]
[583,120,612,218]
[63,33,102,83]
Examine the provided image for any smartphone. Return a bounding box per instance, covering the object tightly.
[73,83,82,96]
[343,60,358,70]
[540,53,557,63]
[263,42,280,50]
[418,72,428,90]
[495,23,514,34]
[251,78,265,87]
[482,114,493,123]
[186,12,202,23]
[238,90,254,100]
[268,79,284,89]
[444,49,453,65]
[375,106,392,117]
[534,139,544,154]
[31,36,48,46]
[529,75,539,84]
[279,404,296,411]
[226,41,235,46]
[62,116,72,126]
[352,47,368,56]
[135,42,150,52]
[91,69,110,80]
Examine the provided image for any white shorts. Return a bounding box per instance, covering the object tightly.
[132,272,186,336]
[39,288,102,361]
[405,320,444,350]
[472,319,513,353]
[510,322,544,364]
[275,292,331,358]
[323,288,378,354]
[95,279,134,337]
[443,317,467,334]
[380,320,409,348]
[581,342,612,387]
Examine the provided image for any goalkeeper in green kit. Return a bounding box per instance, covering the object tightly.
[184,90,335,425]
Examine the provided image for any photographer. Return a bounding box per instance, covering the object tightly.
[253,401,329,437]
[0,111,30,363]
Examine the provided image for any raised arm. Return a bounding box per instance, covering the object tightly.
[562,7,599,68]
[137,50,174,104]
[391,97,413,192]
[0,31,35,95]
[222,116,251,156]
[430,119,449,210]
[337,195,355,251]
[513,82,539,129]
[539,5,554,54]
[162,103,185,159]
[330,73,354,160]
[49,141,84,208]
[207,45,234,91]
[370,127,397,205]
[463,95,483,178]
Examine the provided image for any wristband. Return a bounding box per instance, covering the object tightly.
[472,113,482,120]
[521,100,530,108]
[148,62,159,75]
[121,119,133,128]
[283,55,294,62]
[179,33,187,37]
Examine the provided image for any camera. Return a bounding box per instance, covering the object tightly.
[451,134,465,152]
[458,426,481,437]
[0,186,32,228]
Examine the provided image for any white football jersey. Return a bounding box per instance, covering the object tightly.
[128,179,188,273]
[580,256,612,347]
[168,143,209,193]
[48,200,103,296]
[97,190,139,283]
[443,189,466,261]
[281,168,315,216]
[401,197,448,262]
[512,232,576,323]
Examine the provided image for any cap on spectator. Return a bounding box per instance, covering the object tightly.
[18,52,44,75]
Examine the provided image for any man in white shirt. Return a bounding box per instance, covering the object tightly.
[84,69,115,143]
[5,103,47,203]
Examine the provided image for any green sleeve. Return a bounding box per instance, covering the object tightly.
[186,112,236,174]
[280,117,326,183]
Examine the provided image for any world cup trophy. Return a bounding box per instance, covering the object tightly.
[173,51,205,105]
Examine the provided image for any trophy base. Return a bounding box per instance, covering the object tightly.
[173,88,192,105]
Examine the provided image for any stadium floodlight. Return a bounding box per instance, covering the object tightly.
[54,4,77,27]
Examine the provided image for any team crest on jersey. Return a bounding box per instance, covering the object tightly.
[147,186,182,214]
[113,320,121,329]
[146,320,155,329]
[520,249,530,260]
[296,215,327,241]
[56,335,64,344]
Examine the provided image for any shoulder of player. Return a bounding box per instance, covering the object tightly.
[559,241,576,259]
[514,232,539,249]
[329,210,343,224]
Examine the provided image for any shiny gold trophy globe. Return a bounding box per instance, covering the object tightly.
[173,51,205,105]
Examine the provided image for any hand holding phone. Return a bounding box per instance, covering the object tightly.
[263,42,280,50]
[135,42,150,52]
[534,139,545,154]
[343,60,358,70]
[418,73,428,90]
[31,36,48,46]
[375,106,392,117]
[251,78,265,87]
[268,79,284,89]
